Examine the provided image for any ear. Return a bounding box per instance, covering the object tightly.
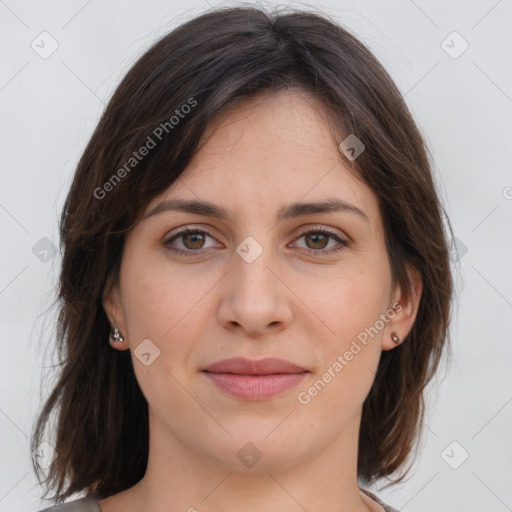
[382,263,422,351]
[102,274,130,350]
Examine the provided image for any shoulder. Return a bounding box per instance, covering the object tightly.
[360,487,402,512]
[37,496,101,512]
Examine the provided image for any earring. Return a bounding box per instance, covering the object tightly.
[391,332,400,344]
[110,321,125,343]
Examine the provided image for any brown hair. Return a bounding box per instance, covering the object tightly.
[31,4,452,502]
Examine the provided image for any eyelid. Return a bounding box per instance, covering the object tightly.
[163,225,220,246]
[166,225,214,237]
[294,224,346,239]
[289,225,349,252]
[163,223,349,256]
[164,224,346,242]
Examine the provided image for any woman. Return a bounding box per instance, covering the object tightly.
[32,5,452,512]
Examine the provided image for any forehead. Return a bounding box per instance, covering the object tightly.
[194,89,340,171]
[145,89,379,224]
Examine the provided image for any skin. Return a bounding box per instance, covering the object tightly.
[100,89,421,512]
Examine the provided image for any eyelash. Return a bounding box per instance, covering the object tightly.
[163,226,348,257]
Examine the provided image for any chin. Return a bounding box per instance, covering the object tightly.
[198,422,313,472]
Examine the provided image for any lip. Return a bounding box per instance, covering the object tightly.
[202,357,309,400]
[203,357,307,375]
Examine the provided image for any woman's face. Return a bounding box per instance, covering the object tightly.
[106,89,419,471]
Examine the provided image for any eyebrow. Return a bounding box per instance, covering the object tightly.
[141,197,368,223]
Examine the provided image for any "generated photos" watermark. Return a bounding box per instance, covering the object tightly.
[297,302,402,405]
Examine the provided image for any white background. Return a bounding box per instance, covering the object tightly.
[1,1,511,511]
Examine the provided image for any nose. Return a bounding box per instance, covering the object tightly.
[217,244,293,337]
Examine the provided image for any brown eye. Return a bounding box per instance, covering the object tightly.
[304,232,330,250]
[164,227,218,256]
[292,228,348,256]
[181,232,207,250]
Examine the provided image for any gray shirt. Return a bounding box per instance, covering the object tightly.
[38,489,401,512]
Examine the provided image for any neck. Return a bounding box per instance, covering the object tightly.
[102,408,379,512]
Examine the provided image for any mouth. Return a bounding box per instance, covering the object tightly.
[201,357,309,400]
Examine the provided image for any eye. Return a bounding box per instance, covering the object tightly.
[163,226,348,257]
[163,227,219,256]
[291,227,348,256]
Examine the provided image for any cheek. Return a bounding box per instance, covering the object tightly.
[295,274,388,420]
[120,255,215,377]
[300,257,391,393]
[307,262,391,339]
[120,259,209,411]
[120,255,202,339]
